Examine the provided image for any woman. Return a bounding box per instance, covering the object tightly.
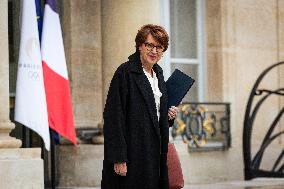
[101,24,178,189]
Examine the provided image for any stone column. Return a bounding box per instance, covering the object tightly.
[102,0,161,101]
[0,0,21,148]
[61,0,103,129]
[205,0,224,102]
[0,1,44,188]
[57,1,104,187]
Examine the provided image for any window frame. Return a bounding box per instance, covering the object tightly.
[160,0,206,102]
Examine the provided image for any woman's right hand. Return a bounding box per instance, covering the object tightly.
[114,162,127,176]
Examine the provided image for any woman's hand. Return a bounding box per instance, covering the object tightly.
[168,106,179,120]
[114,162,127,176]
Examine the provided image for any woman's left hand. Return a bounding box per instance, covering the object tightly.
[168,106,179,120]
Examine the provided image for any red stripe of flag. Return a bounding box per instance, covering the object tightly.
[42,61,76,144]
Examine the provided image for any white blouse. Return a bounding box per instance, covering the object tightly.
[143,68,162,120]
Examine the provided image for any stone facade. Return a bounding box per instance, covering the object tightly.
[200,0,283,182]
[102,0,161,101]
[61,0,103,129]
[2,0,284,187]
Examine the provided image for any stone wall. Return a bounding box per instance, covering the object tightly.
[57,0,284,186]
[102,0,161,102]
[57,1,161,187]
[61,0,103,129]
[278,0,284,140]
[180,0,283,183]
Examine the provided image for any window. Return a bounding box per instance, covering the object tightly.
[160,0,206,102]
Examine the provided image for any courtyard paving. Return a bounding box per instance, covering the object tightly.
[56,178,284,189]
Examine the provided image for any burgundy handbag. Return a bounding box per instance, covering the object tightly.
[167,143,184,189]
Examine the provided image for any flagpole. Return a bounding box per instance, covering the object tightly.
[50,130,56,189]
[22,126,27,147]
[21,123,31,148]
[35,1,56,188]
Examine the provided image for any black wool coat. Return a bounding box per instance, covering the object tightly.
[101,52,171,189]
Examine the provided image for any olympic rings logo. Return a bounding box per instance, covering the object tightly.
[28,71,40,80]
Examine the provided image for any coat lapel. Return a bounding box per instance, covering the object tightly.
[128,52,160,138]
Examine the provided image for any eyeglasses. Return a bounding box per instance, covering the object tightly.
[144,42,164,53]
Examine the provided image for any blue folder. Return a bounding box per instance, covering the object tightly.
[166,69,195,108]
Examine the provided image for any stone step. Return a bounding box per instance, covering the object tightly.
[54,178,284,189]
[189,178,284,189]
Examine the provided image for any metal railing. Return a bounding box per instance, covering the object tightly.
[171,102,231,152]
[243,62,284,180]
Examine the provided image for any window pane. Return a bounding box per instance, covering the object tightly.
[170,0,197,59]
[171,63,198,102]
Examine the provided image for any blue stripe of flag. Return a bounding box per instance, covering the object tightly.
[35,0,42,41]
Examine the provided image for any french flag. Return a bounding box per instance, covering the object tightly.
[41,0,77,145]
